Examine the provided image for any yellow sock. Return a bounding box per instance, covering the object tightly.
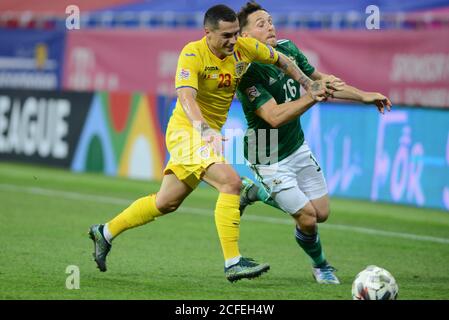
[214,193,241,262]
[107,194,162,238]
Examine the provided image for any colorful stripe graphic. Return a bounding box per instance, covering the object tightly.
[71,92,165,180]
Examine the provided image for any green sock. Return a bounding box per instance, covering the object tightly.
[263,195,282,210]
[295,226,326,267]
[248,185,282,210]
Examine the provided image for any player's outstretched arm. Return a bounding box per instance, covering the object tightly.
[255,92,318,128]
[360,91,393,114]
[311,71,392,114]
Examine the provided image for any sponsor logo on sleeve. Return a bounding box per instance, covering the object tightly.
[245,86,261,102]
[178,68,191,80]
[185,53,196,57]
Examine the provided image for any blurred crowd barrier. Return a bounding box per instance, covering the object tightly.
[1,10,449,30]
[1,28,449,108]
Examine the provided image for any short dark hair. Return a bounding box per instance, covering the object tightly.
[238,1,266,32]
[204,4,237,30]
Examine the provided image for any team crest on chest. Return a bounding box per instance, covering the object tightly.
[235,61,249,78]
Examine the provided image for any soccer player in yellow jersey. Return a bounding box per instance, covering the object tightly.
[88,4,342,282]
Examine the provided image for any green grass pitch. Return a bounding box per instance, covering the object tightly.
[0,162,448,300]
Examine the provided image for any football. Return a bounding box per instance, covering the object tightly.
[352,265,399,300]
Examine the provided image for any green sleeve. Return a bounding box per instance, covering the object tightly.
[236,67,273,111]
[292,43,315,77]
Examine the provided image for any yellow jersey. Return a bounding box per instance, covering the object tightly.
[171,36,279,131]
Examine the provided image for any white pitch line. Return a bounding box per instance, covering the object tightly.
[1,183,448,245]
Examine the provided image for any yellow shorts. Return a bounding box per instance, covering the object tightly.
[164,123,226,189]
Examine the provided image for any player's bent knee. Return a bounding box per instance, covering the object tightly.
[311,196,330,223]
[294,205,317,232]
[301,205,317,218]
[158,203,179,214]
[301,214,317,230]
[156,197,181,214]
[316,208,330,223]
[219,176,242,194]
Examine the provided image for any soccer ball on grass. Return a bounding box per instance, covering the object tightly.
[351,265,398,300]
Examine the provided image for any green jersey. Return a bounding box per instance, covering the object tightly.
[236,39,315,165]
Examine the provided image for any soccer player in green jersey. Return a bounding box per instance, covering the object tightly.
[236,1,392,284]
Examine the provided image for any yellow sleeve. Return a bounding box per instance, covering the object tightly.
[175,43,201,90]
[238,37,279,65]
